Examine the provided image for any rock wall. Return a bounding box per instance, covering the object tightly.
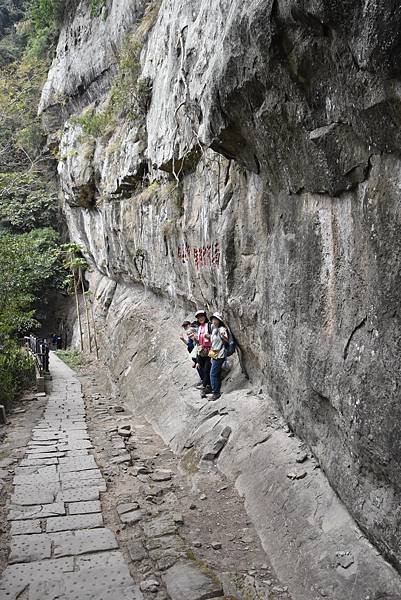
[40,0,401,577]
[81,271,401,600]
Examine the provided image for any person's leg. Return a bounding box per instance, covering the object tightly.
[197,356,205,382]
[203,357,211,389]
[200,357,212,397]
[194,358,203,387]
[210,358,224,397]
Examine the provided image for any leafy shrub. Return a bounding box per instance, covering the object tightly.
[0,174,59,233]
[0,228,65,337]
[72,109,115,138]
[108,1,162,119]
[28,0,65,56]
[109,37,150,121]
[0,339,35,407]
[29,0,64,31]
[0,0,28,66]
[0,51,49,172]
[90,0,106,17]
[69,1,161,142]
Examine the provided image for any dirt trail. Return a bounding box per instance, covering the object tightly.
[77,357,291,599]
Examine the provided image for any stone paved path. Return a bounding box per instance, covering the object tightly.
[0,354,143,600]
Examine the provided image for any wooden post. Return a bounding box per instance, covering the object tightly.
[74,275,84,352]
[79,268,92,353]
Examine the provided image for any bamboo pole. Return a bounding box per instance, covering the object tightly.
[90,298,99,359]
[74,273,84,352]
[79,268,92,353]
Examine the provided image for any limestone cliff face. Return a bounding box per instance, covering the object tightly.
[41,0,401,573]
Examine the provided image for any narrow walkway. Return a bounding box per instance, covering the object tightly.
[0,354,143,600]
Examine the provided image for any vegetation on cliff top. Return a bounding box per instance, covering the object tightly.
[72,1,159,139]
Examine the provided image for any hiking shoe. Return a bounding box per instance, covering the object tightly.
[210,393,221,401]
[196,383,204,389]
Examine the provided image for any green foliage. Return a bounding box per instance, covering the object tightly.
[59,242,88,291]
[27,0,65,57]
[118,36,141,79]
[0,173,58,232]
[72,109,115,138]
[0,51,49,172]
[0,228,64,336]
[71,37,148,141]
[109,37,151,121]
[110,0,161,117]
[0,0,64,404]
[0,0,65,62]
[133,180,159,204]
[69,2,160,142]
[0,0,28,66]
[0,33,58,244]
[29,0,63,28]
[0,227,61,403]
[55,349,84,369]
[0,339,35,406]
[90,0,106,17]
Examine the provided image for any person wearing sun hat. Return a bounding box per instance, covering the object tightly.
[194,309,212,395]
[208,312,229,400]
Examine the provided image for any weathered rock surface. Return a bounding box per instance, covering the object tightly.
[163,561,224,600]
[39,0,401,594]
[73,281,401,599]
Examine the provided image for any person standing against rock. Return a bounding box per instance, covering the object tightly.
[208,312,229,401]
[194,310,212,396]
[180,320,195,355]
[180,320,201,380]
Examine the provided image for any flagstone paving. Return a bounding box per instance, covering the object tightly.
[0,354,143,600]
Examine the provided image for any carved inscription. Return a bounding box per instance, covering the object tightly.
[177,242,220,270]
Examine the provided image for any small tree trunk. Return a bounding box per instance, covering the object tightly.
[90,299,99,359]
[79,268,92,353]
[74,274,84,352]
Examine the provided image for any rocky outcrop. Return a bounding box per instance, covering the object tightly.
[40,0,401,587]
[77,273,401,600]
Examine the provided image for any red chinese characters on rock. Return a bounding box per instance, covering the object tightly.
[177,243,191,263]
[177,241,221,270]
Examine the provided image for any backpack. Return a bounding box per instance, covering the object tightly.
[224,328,237,357]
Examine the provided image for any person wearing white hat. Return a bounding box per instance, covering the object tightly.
[208,312,229,400]
[194,310,212,394]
